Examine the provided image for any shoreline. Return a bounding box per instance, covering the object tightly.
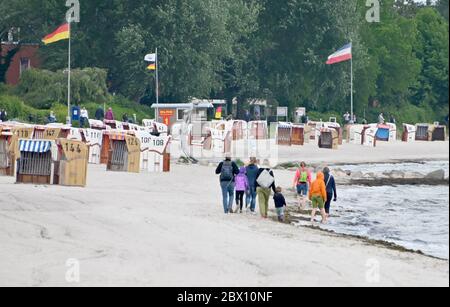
[277,186,448,261]
[286,212,447,261]
[276,157,450,169]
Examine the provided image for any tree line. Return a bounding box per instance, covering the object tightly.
[1,0,448,123]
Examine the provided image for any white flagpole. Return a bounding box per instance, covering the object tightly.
[351,55,354,122]
[350,42,354,123]
[155,47,159,123]
[67,21,72,125]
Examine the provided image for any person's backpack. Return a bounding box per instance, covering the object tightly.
[298,169,308,183]
[257,169,274,189]
[220,161,234,182]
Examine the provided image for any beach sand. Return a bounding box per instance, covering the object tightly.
[0,141,448,287]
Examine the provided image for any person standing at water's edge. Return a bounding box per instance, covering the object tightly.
[256,162,277,219]
[215,157,239,214]
[323,167,337,217]
[245,157,259,213]
[293,162,312,209]
[309,172,328,224]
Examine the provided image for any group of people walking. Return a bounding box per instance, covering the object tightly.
[216,158,338,224]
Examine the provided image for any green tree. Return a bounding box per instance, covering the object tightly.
[412,8,449,111]
[361,0,421,109]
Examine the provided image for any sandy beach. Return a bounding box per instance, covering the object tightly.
[0,141,449,287]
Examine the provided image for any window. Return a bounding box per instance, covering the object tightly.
[20,58,30,75]
[177,109,186,121]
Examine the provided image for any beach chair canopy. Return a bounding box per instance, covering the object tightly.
[19,140,52,153]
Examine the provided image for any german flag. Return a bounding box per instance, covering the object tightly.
[42,23,70,45]
[215,106,223,119]
[147,63,156,71]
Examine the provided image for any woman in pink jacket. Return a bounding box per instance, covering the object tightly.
[235,167,249,213]
[105,108,115,121]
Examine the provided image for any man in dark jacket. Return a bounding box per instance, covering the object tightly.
[95,106,105,121]
[323,167,337,216]
[245,157,259,213]
[216,157,240,214]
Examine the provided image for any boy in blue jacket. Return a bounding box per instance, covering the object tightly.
[273,187,287,222]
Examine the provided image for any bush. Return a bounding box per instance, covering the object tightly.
[0,95,26,119]
[0,83,10,95]
[15,68,111,109]
[369,104,445,126]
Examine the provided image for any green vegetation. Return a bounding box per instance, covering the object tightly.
[0,0,448,125]
[0,91,153,124]
[14,68,109,109]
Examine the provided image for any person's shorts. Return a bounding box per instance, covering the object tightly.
[311,196,325,209]
[296,183,308,196]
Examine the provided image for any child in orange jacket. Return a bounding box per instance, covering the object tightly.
[309,172,328,224]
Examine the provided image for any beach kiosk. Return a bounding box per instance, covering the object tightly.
[150,102,214,129]
[105,132,141,173]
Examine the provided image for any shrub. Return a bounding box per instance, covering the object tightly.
[15,68,111,108]
[0,95,26,119]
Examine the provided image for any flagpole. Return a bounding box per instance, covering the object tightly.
[155,47,159,123]
[67,21,72,125]
[350,55,354,123]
